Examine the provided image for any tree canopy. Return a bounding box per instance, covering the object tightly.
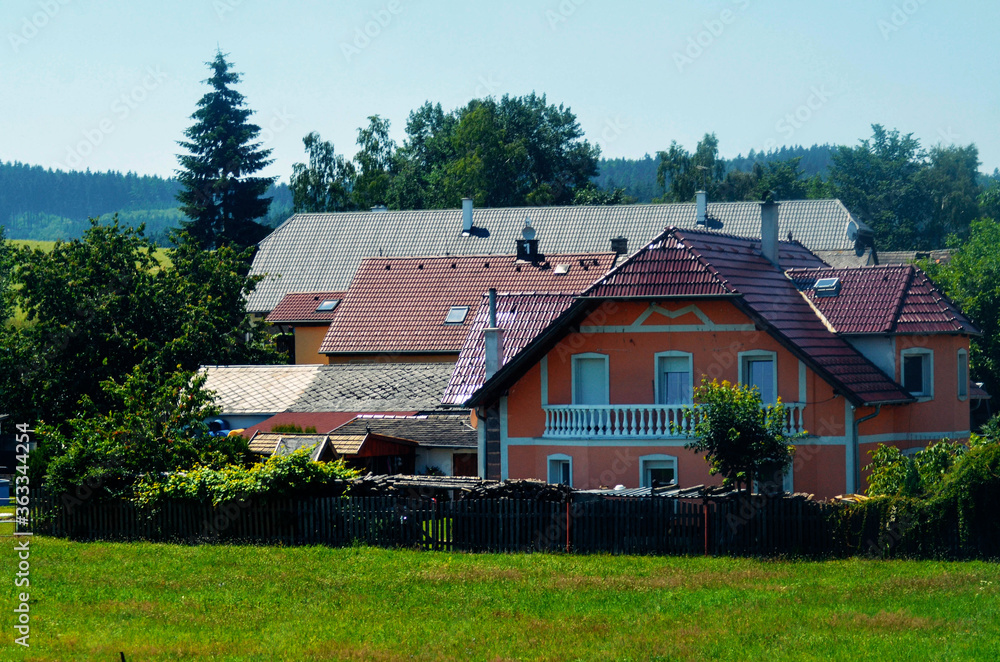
[829,125,982,251]
[176,50,275,249]
[683,379,797,493]
[922,218,1000,399]
[1,218,282,425]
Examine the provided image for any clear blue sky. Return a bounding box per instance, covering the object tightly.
[3,0,998,183]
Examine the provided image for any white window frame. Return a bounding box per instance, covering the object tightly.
[957,349,969,401]
[640,454,678,488]
[571,353,610,405]
[653,351,694,405]
[738,350,778,403]
[900,347,934,400]
[547,453,573,486]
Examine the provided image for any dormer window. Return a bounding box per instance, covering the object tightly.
[444,306,470,324]
[315,299,340,312]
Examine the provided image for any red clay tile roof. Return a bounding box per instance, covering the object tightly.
[443,293,579,405]
[455,226,915,408]
[787,265,979,335]
[319,253,615,355]
[266,291,346,323]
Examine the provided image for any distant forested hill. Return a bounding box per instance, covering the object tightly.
[596,144,836,203]
[0,161,291,243]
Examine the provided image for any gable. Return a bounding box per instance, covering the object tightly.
[579,303,756,334]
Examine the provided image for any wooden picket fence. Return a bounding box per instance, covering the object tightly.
[27,492,835,556]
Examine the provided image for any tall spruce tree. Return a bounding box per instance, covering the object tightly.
[176,50,275,249]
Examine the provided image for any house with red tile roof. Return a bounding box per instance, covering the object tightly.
[315,248,618,364]
[266,291,345,363]
[444,204,980,499]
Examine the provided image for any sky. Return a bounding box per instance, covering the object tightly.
[2,0,998,184]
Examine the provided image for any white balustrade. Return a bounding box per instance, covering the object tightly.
[542,402,807,438]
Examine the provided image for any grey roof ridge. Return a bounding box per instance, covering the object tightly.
[273,198,852,219]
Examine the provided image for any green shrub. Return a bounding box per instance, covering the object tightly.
[134,448,360,508]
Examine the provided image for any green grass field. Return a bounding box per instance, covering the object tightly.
[0,538,997,661]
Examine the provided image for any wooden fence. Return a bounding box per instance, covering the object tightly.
[27,493,835,556]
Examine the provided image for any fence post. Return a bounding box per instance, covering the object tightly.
[565,501,570,553]
[703,501,709,556]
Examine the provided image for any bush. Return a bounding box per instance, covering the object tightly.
[134,448,360,508]
[834,442,1000,559]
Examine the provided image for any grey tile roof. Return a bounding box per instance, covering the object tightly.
[201,363,455,415]
[248,200,869,313]
[330,414,478,448]
[202,365,321,415]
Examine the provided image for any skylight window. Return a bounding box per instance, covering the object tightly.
[814,277,841,297]
[444,306,470,324]
[554,264,571,275]
[315,299,340,312]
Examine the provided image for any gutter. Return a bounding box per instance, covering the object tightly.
[851,404,882,494]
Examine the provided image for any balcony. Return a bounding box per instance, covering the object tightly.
[542,403,807,439]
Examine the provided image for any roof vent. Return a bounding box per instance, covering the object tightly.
[814,277,841,297]
[516,216,540,263]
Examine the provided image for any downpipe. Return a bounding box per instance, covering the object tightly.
[851,404,882,494]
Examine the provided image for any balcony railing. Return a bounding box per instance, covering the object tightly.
[542,402,807,439]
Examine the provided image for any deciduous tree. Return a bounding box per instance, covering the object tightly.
[683,379,797,493]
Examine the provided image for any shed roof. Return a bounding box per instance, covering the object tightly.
[329,414,478,448]
[319,253,614,355]
[248,199,869,313]
[247,432,330,460]
[787,265,979,335]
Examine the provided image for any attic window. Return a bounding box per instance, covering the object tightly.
[814,277,841,297]
[554,264,571,275]
[444,306,470,324]
[315,299,340,312]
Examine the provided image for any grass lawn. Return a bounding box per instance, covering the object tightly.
[0,540,997,661]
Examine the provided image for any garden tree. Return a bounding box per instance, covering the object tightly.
[289,132,355,213]
[979,179,1000,222]
[572,183,635,206]
[5,217,282,425]
[826,126,981,251]
[714,158,809,203]
[176,50,275,249]
[387,94,600,209]
[918,144,982,242]
[654,133,726,203]
[352,115,397,210]
[922,219,1000,398]
[41,366,246,500]
[682,379,797,493]
[828,125,929,250]
[0,227,15,322]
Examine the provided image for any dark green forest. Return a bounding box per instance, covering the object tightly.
[0,161,291,243]
[0,146,832,242]
[596,144,838,203]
